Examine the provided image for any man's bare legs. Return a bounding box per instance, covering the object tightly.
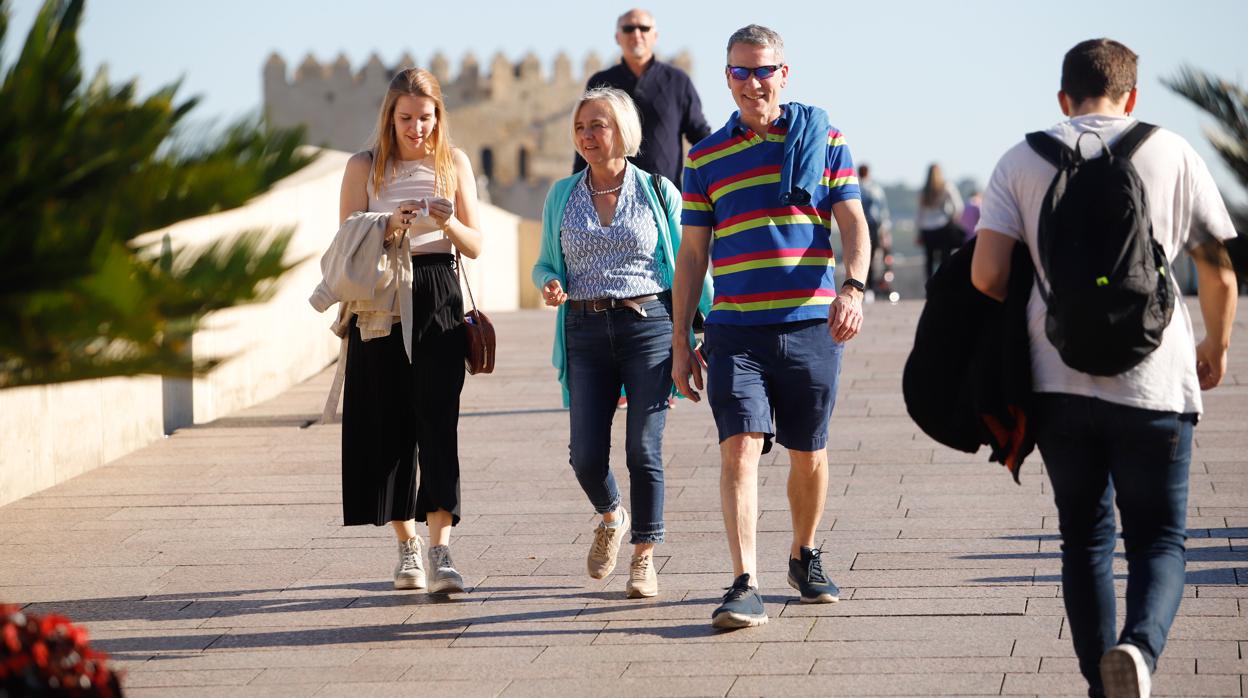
[787,448,829,559]
[720,433,765,578]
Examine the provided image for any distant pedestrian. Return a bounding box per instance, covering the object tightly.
[971,38,1238,698]
[915,162,964,281]
[672,25,870,629]
[959,189,982,242]
[536,87,711,599]
[331,68,485,594]
[858,164,892,296]
[573,8,712,188]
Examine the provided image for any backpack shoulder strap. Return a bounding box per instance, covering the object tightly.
[650,172,670,219]
[1110,121,1158,160]
[1025,131,1072,168]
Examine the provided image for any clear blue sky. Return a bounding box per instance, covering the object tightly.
[6,0,1247,196]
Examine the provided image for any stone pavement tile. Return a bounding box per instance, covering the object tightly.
[850,585,1059,600]
[812,656,1038,674]
[207,622,467,650]
[133,647,366,670]
[621,657,815,677]
[1167,616,1248,640]
[833,515,1044,531]
[126,686,315,698]
[728,673,1005,696]
[808,615,1060,642]
[196,605,415,628]
[752,638,1009,662]
[534,642,758,664]
[831,569,1041,588]
[501,676,734,698]
[120,668,262,688]
[449,620,605,647]
[91,628,225,653]
[407,660,627,680]
[593,617,813,644]
[781,597,1026,617]
[404,601,588,624]
[1000,672,1093,696]
[252,664,408,685]
[315,682,507,698]
[1198,657,1248,674]
[576,598,720,623]
[1193,585,1248,598]
[852,552,1058,570]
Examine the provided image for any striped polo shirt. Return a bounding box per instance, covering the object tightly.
[681,105,860,325]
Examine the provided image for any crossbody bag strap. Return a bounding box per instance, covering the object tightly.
[456,250,479,312]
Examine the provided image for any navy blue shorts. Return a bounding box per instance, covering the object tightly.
[703,319,844,451]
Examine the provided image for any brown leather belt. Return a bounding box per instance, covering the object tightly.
[566,294,660,317]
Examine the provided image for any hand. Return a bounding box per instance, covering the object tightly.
[387,199,424,242]
[542,279,568,307]
[828,289,864,342]
[427,196,455,228]
[671,341,706,402]
[1195,336,1228,390]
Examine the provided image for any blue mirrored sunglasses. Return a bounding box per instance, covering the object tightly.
[727,65,782,81]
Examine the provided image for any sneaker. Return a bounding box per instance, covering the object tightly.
[427,544,465,593]
[711,573,768,629]
[625,553,658,598]
[587,507,629,579]
[393,537,426,590]
[788,546,839,603]
[1100,643,1151,698]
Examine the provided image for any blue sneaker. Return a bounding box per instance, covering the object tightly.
[788,546,839,603]
[711,573,768,629]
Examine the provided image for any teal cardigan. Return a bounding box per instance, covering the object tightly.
[532,164,714,407]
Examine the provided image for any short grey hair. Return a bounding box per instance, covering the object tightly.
[570,87,642,158]
[726,24,785,64]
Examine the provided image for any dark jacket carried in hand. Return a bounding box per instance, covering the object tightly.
[902,237,1036,481]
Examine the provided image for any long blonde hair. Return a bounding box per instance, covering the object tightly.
[369,68,458,199]
[920,163,945,208]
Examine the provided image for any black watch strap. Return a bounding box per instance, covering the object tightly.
[841,277,866,292]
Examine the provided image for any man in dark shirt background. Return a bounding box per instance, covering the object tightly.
[573,8,712,188]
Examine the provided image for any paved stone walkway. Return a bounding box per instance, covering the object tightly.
[2,301,1246,697]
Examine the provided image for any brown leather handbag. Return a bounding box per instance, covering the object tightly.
[457,251,495,375]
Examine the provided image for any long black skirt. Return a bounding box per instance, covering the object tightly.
[341,253,466,526]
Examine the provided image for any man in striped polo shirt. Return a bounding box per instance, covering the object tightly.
[671,24,870,630]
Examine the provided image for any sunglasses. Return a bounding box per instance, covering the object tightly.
[727,65,783,81]
[620,24,652,33]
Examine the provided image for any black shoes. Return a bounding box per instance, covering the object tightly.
[787,546,840,603]
[711,573,769,629]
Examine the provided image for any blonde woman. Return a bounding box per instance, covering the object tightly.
[533,87,711,598]
[337,68,482,592]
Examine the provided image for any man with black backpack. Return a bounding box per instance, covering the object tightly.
[970,39,1238,698]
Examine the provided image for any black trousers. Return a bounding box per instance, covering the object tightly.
[341,254,466,526]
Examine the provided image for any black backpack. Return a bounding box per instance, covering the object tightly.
[1025,121,1174,376]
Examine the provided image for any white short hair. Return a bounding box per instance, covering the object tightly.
[571,87,642,158]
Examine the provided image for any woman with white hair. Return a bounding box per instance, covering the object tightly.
[533,87,709,599]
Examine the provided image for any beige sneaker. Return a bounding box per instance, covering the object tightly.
[393,536,426,590]
[625,553,658,598]
[587,507,629,579]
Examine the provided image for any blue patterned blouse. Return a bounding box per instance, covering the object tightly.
[559,170,666,301]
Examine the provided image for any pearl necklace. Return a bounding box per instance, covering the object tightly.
[586,174,625,196]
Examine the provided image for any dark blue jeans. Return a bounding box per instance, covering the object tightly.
[1033,393,1195,696]
[564,298,672,544]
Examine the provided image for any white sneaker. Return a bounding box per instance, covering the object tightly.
[1100,643,1151,698]
[394,537,426,590]
[428,544,465,593]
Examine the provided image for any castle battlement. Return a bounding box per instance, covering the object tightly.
[263,49,695,218]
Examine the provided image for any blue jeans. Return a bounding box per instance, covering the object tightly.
[1033,393,1195,696]
[564,298,672,544]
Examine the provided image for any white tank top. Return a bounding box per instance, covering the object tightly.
[368,157,452,255]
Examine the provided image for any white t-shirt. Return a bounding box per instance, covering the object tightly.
[977,114,1236,415]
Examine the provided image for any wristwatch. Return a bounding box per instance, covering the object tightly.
[841,277,866,293]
